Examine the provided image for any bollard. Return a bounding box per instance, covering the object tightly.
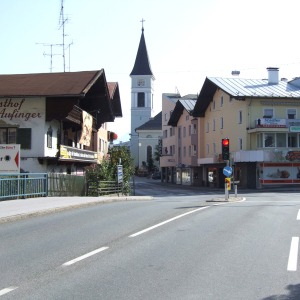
[225,185,228,201]
[235,185,237,197]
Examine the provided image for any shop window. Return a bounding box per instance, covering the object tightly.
[288,133,298,147]
[264,133,275,147]
[208,168,217,183]
[235,167,242,184]
[276,133,286,147]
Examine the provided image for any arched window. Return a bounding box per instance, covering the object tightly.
[147,145,152,161]
[138,92,145,107]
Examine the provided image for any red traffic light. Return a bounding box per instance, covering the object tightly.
[222,139,229,146]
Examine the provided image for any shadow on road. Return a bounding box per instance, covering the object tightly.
[261,284,300,300]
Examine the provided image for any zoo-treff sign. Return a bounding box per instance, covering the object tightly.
[0,144,20,173]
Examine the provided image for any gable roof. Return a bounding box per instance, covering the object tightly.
[130,29,154,76]
[0,70,104,97]
[135,111,162,131]
[168,96,197,127]
[193,77,300,117]
[107,82,122,117]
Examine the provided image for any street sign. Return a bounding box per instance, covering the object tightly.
[225,178,231,190]
[117,165,123,183]
[223,166,232,176]
[0,144,20,173]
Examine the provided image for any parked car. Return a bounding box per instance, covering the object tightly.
[152,172,161,180]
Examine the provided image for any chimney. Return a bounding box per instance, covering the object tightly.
[267,67,279,84]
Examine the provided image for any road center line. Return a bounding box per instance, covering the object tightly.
[0,287,18,296]
[297,210,300,220]
[129,206,210,237]
[287,237,299,271]
[62,247,109,266]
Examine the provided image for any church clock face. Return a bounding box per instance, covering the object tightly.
[137,79,145,86]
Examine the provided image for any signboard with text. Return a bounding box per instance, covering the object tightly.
[0,144,20,173]
[59,145,97,163]
[117,165,123,183]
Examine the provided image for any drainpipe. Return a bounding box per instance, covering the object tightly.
[248,98,253,149]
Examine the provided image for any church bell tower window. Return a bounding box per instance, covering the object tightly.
[138,92,145,107]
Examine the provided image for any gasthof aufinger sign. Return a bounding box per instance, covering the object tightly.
[0,144,20,173]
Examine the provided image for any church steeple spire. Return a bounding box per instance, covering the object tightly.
[130,20,153,76]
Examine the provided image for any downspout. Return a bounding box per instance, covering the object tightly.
[248,98,253,149]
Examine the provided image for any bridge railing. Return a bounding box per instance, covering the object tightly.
[0,173,48,200]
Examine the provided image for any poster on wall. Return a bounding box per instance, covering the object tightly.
[261,162,300,184]
[79,111,93,146]
[0,144,20,173]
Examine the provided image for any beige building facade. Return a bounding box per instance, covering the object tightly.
[161,68,300,189]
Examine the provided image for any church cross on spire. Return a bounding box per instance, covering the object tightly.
[140,18,145,31]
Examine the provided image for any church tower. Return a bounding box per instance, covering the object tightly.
[130,22,155,168]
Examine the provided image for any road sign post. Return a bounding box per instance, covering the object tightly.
[117,165,123,196]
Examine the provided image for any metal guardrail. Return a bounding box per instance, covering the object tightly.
[0,173,48,200]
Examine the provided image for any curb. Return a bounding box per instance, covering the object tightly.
[0,196,154,224]
[206,197,246,203]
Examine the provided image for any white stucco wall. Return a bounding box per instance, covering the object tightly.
[0,97,46,157]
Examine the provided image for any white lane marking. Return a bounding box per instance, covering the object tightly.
[63,247,109,266]
[288,237,299,271]
[129,206,210,237]
[0,287,18,296]
[297,209,300,220]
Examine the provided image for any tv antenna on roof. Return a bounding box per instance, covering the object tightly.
[59,0,69,72]
[36,43,61,72]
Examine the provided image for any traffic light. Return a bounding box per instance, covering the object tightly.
[222,138,230,160]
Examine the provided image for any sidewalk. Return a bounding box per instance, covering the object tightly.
[0,195,153,224]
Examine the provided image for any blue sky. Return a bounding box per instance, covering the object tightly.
[1,0,300,141]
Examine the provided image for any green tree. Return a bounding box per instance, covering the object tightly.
[87,145,135,195]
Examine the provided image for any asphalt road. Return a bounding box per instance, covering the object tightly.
[1,180,300,299]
